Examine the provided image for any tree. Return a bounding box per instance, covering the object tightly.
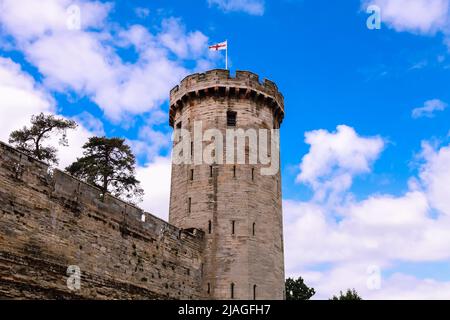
[9,113,77,165]
[66,137,144,204]
[285,277,316,300]
[330,289,362,300]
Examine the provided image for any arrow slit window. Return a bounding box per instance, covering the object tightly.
[227,111,237,127]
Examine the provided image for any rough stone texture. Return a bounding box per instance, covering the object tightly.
[0,141,205,300]
[168,69,285,300]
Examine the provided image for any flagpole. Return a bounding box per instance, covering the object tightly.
[225,40,228,70]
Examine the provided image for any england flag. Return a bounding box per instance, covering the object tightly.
[209,41,227,51]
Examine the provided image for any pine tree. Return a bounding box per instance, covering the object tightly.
[66,137,144,204]
[9,113,77,165]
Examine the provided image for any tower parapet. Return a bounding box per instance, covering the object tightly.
[169,69,284,128]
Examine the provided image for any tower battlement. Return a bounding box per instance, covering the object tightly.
[169,69,284,127]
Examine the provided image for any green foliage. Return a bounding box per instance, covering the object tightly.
[66,137,144,204]
[285,277,316,300]
[9,113,77,165]
[330,289,362,300]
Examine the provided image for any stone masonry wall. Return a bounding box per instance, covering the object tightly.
[168,69,285,300]
[0,141,206,300]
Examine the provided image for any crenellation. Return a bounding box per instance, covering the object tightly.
[263,79,279,95]
[169,69,284,127]
[51,169,158,229]
[235,70,259,82]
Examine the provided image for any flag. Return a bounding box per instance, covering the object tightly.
[209,40,229,70]
[209,41,227,51]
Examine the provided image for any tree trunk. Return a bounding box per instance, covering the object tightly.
[101,149,110,200]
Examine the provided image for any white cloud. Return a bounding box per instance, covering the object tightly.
[0,0,111,41]
[53,122,94,169]
[73,111,104,136]
[0,55,94,169]
[303,264,450,300]
[135,7,150,19]
[158,18,210,59]
[363,0,450,35]
[419,141,450,215]
[367,273,450,300]
[208,0,265,15]
[0,56,55,142]
[128,126,172,163]
[136,156,172,220]
[286,125,450,299]
[296,125,384,202]
[412,99,448,118]
[0,0,213,122]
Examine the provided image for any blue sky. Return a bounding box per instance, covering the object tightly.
[1,0,450,299]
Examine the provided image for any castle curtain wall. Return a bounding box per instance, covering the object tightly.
[0,142,205,300]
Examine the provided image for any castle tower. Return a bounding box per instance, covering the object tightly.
[168,69,285,300]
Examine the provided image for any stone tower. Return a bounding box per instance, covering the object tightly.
[168,69,285,300]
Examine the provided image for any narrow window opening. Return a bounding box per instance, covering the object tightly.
[253,285,257,300]
[190,169,194,181]
[227,111,237,127]
[233,165,236,178]
[251,168,255,181]
[207,283,211,295]
[231,220,235,235]
[210,166,213,178]
[188,197,192,213]
[176,122,182,129]
[231,283,235,299]
[208,220,212,234]
[191,142,194,157]
[252,222,256,236]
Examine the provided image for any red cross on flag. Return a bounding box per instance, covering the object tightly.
[209,41,227,51]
